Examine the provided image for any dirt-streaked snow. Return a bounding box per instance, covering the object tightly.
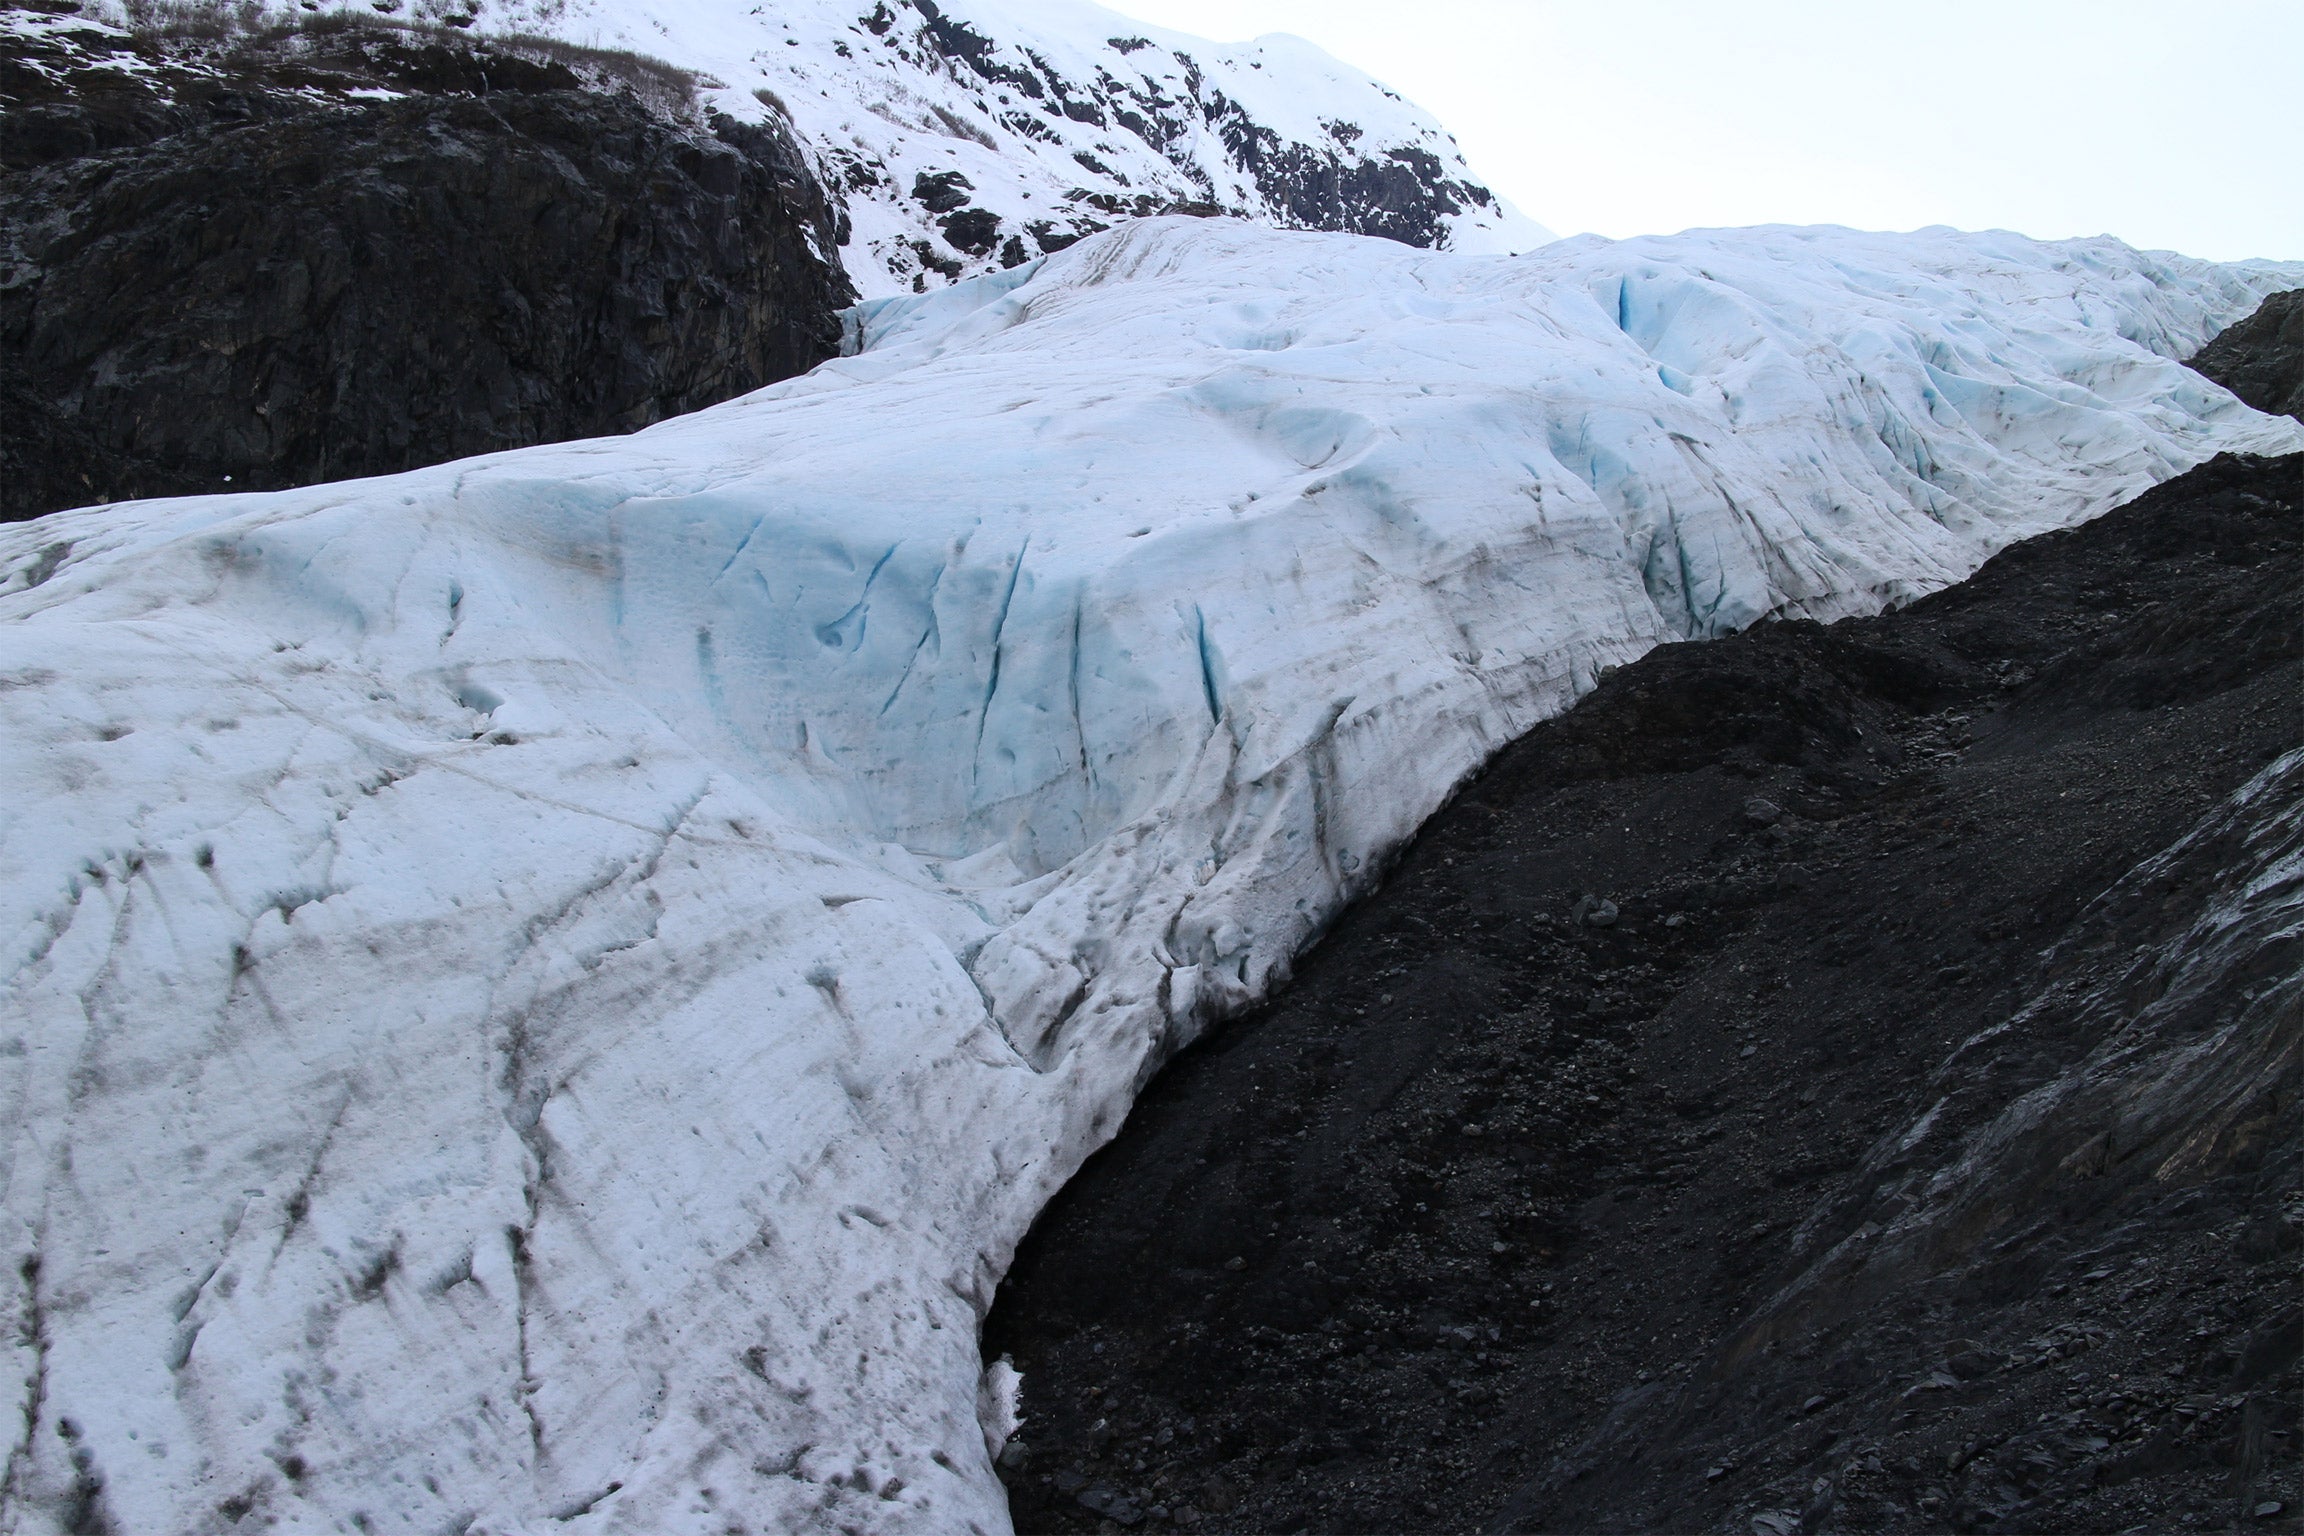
[1,219,2297,1534]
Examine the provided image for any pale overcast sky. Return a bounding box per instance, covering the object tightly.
[1118,0,2303,262]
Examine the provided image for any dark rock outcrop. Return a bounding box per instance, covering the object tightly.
[1,14,854,521]
[898,0,1507,259]
[987,446,2302,1528]
[2191,288,2304,421]
[1208,117,1499,249]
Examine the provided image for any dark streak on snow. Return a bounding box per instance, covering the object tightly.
[972,540,1030,783]
[3,1251,48,1519]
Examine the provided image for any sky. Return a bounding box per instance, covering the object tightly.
[1116,0,2304,262]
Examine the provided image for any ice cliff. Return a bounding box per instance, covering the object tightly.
[1,219,2298,1534]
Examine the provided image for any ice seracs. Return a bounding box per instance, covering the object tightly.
[1,219,2298,1534]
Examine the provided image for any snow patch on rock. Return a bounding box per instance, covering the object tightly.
[236,0,1554,295]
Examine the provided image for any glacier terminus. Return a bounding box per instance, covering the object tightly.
[2,217,2300,1533]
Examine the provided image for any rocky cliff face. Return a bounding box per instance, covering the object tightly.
[1,9,854,520]
[873,0,1527,262]
[368,0,1555,298]
[2191,288,2304,421]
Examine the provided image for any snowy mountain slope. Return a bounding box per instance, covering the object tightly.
[218,0,1551,296]
[1,222,2297,1535]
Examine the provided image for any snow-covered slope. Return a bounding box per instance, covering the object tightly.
[270,0,1550,296]
[1,221,2297,1535]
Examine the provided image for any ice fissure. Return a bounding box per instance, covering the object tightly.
[0,219,2299,1533]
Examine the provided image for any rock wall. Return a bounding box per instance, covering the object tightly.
[2190,288,2304,421]
[900,0,1510,256]
[1,14,854,520]
[404,0,1552,298]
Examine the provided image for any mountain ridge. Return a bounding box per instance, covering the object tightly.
[486,0,1555,296]
[3,0,1547,517]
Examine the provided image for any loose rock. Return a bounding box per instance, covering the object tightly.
[1575,895,1620,928]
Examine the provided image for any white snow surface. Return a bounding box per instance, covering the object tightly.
[252,0,1552,295]
[1,220,2298,1535]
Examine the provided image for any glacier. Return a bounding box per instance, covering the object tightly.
[1,219,2299,1535]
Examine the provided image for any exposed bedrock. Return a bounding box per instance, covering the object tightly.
[2190,288,2304,422]
[898,0,1515,260]
[986,437,2302,1534]
[0,17,853,521]
[1219,134,1496,250]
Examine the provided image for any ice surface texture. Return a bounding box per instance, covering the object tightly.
[1,220,2297,1534]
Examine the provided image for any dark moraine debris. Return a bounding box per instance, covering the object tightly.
[986,430,2301,1529]
[2190,288,2304,422]
[0,12,853,522]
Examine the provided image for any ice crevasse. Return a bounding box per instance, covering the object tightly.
[0,219,2297,1534]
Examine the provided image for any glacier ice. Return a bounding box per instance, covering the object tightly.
[0,219,2298,1534]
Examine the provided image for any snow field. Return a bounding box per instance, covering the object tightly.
[0,219,2298,1534]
